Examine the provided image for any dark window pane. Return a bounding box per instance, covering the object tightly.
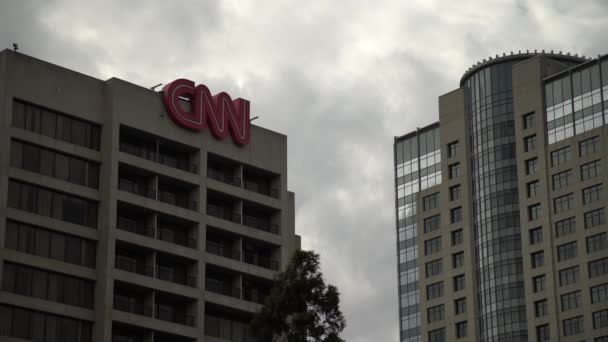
[5,221,19,249]
[40,149,55,176]
[2,263,15,292]
[12,101,26,128]
[55,154,70,181]
[12,307,30,339]
[31,269,48,299]
[69,158,86,185]
[65,236,82,264]
[0,305,12,336]
[41,111,57,137]
[22,144,41,172]
[10,141,23,168]
[62,197,86,225]
[35,228,51,258]
[87,163,99,188]
[71,120,87,147]
[50,234,66,261]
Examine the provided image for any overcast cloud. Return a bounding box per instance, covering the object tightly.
[2,1,608,341]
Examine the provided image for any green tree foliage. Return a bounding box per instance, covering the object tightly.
[250,250,346,342]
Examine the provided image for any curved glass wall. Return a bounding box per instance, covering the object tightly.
[465,61,527,342]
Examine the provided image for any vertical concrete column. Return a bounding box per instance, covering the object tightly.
[0,52,9,289]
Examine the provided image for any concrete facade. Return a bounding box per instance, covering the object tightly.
[0,50,299,342]
[395,52,608,342]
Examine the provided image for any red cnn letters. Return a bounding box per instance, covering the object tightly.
[162,79,251,146]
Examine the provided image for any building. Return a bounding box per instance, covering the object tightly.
[394,51,608,342]
[0,49,300,342]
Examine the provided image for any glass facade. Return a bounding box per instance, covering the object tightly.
[545,59,608,144]
[465,60,528,342]
[394,126,441,342]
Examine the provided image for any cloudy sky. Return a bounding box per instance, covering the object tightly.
[2,1,608,341]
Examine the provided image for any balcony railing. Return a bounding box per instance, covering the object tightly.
[115,256,154,277]
[243,288,269,305]
[206,241,241,261]
[158,191,198,211]
[243,215,280,234]
[205,278,241,299]
[158,227,197,248]
[156,267,196,287]
[116,219,155,238]
[113,296,153,317]
[155,305,195,326]
[205,315,256,342]
[120,141,198,174]
[208,168,242,187]
[117,221,196,249]
[243,251,280,271]
[118,179,156,199]
[207,204,242,223]
[244,180,280,199]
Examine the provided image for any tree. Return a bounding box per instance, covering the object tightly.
[250,250,346,342]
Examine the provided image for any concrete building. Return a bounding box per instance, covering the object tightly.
[0,49,300,342]
[394,51,608,342]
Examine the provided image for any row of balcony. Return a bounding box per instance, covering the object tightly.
[115,254,196,287]
[120,126,281,200]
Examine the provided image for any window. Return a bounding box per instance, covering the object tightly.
[10,140,99,188]
[449,163,461,179]
[456,321,467,338]
[451,229,463,246]
[557,241,577,261]
[452,252,464,269]
[427,282,443,300]
[3,221,96,268]
[448,141,458,158]
[12,99,100,150]
[587,233,608,254]
[0,304,92,342]
[450,207,462,224]
[551,146,571,166]
[559,266,579,286]
[1,263,94,308]
[523,112,536,129]
[425,259,442,278]
[589,257,608,278]
[594,310,608,329]
[423,193,440,211]
[535,299,548,317]
[453,275,465,291]
[427,304,444,323]
[532,251,544,268]
[585,208,606,229]
[527,181,540,197]
[450,185,461,201]
[561,291,582,311]
[533,275,546,292]
[7,180,98,228]
[563,316,584,336]
[583,184,602,204]
[591,283,608,304]
[580,136,600,156]
[554,193,574,213]
[525,135,537,152]
[526,158,538,175]
[529,204,542,221]
[425,237,441,255]
[529,227,543,245]
[455,298,466,314]
[424,215,441,233]
[581,159,601,180]
[428,328,445,342]
[555,217,576,237]
[536,324,550,341]
[552,169,573,190]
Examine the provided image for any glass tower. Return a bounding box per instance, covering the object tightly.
[394,125,441,342]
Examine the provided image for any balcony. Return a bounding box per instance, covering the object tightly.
[156,253,197,288]
[243,251,279,271]
[118,176,156,200]
[157,224,196,249]
[206,228,241,261]
[115,254,155,277]
[207,204,241,224]
[158,188,198,211]
[205,313,256,342]
[242,278,271,305]
[207,153,241,187]
[206,266,240,299]
[113,282,153,317]
[120,125,199,174]
[155,292,196,327]
[243,165,280,199]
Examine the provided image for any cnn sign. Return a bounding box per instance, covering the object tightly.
[162,79,250,146]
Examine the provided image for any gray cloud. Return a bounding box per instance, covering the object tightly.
[2,1,608,341]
